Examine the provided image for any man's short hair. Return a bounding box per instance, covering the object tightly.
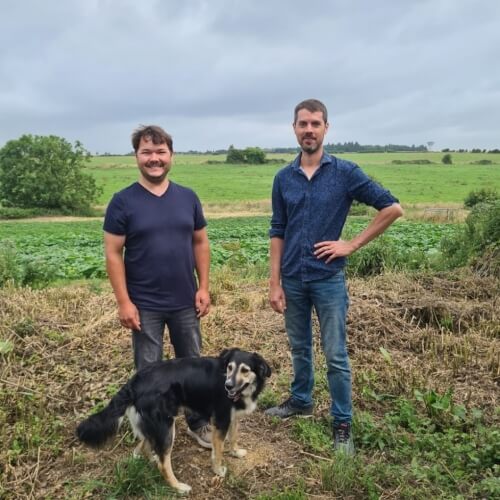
[131,125,173,153]
[294,99,328,124]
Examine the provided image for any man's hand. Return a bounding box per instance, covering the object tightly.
[269,283,286,314]
[118,301,141,330]
[314,239,357,263]
[195,288,211,318]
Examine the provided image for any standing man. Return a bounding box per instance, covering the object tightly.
[265,99,403,454]
[103,125,212,448]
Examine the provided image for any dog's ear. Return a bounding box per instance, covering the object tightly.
[219,348,236,368]
[253,353,272,378]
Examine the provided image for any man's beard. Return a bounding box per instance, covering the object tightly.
[141,161,169,184]
[300,139,321,154]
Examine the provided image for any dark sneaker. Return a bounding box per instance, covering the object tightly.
[187,424,212,449]
[333,422,355,455]
[264,397,313,418]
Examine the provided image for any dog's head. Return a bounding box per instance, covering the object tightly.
[219,348,271,402]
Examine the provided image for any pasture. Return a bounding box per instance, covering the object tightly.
[88,152,500,206]
[0,153,499,498]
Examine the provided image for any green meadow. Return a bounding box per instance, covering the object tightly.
[88,152,500,206]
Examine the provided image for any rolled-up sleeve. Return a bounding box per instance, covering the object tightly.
[269,174,286,238]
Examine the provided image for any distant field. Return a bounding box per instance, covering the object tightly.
[87,152,500,206]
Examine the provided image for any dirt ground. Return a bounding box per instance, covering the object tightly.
[0,270,498,498]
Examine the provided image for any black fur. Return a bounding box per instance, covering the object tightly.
[76,348,271,490]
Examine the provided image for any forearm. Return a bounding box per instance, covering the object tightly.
[194,239,210,290]
[269,237,284,285]
[350,203,404,252]
[106,252,132,305]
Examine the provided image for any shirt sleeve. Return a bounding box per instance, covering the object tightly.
[193,193,207,231]
[269,174,286,239]
[347,165,399,210]
[103,193,127,235]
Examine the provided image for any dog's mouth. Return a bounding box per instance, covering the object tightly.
[226,383,249,401]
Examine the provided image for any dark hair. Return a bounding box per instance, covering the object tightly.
[294,99,328,124]
[131,125,173,153]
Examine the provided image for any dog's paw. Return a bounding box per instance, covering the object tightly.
[213,465,227,477]
[174,482,192,495]
[230,448,247,458]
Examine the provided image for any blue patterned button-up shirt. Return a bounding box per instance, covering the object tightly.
[269,153,399,281]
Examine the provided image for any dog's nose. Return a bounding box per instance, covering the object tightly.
[225,380,234,390]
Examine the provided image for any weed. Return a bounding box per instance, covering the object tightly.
[76,456,176,499]
[258,387,280,409]
[292,418,332,455]
[256,482,309,500]
[319,453,362,495]
[13,318,36,337]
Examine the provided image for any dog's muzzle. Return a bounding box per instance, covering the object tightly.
[225,383,249,402]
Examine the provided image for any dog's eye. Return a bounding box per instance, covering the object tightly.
[240,366,250,374]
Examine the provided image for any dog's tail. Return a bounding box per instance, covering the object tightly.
[76,382,133,448]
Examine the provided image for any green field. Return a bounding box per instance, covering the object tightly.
[1,152,498,498]
[88,152,500,206]
[0,217,458,286]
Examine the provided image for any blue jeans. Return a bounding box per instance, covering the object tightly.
[282,272,351,423]
[132,307,206,430]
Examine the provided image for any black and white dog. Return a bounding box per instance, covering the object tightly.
[77,348,271,494]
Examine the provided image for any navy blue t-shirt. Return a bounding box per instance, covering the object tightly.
[103,182,207,311]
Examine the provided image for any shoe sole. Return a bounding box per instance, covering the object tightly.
[186,428,212,449]
[264,411,314,419]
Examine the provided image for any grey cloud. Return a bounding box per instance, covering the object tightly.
[0,0,499,152]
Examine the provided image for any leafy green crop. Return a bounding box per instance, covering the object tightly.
[0,217,458,287]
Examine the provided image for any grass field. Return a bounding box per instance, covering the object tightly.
[87,152,500,206]
[1,151,499,498]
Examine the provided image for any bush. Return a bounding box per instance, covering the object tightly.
[471,159,493,165]
[0,240,23,286]
[441,153,452,164]
[0,135,102,212]
[464,188,498,208]
[226,145,266,164]
[441,201,500,273]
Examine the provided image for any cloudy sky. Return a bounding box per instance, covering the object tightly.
[1,0,499,153]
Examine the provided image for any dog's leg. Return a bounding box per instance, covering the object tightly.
[228,418,247,458]
[211,428,227,477]
[157,420,192,495]
[133,439,156,463]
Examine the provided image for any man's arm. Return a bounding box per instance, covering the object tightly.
[269,236,286,313]
[193,227,210,318]
[314,203,404,262]
[104,231,141,330]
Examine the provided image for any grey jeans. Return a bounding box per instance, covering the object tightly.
[132,307,206,431]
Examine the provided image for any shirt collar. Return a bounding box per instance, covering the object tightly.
[291,151,334,171]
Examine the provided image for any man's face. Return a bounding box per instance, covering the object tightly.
[135,136,173,184]
[293,109,329,154]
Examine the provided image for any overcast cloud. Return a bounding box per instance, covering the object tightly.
[1,0,499,153]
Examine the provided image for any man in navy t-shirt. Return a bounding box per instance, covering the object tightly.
[103,125,212,448]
